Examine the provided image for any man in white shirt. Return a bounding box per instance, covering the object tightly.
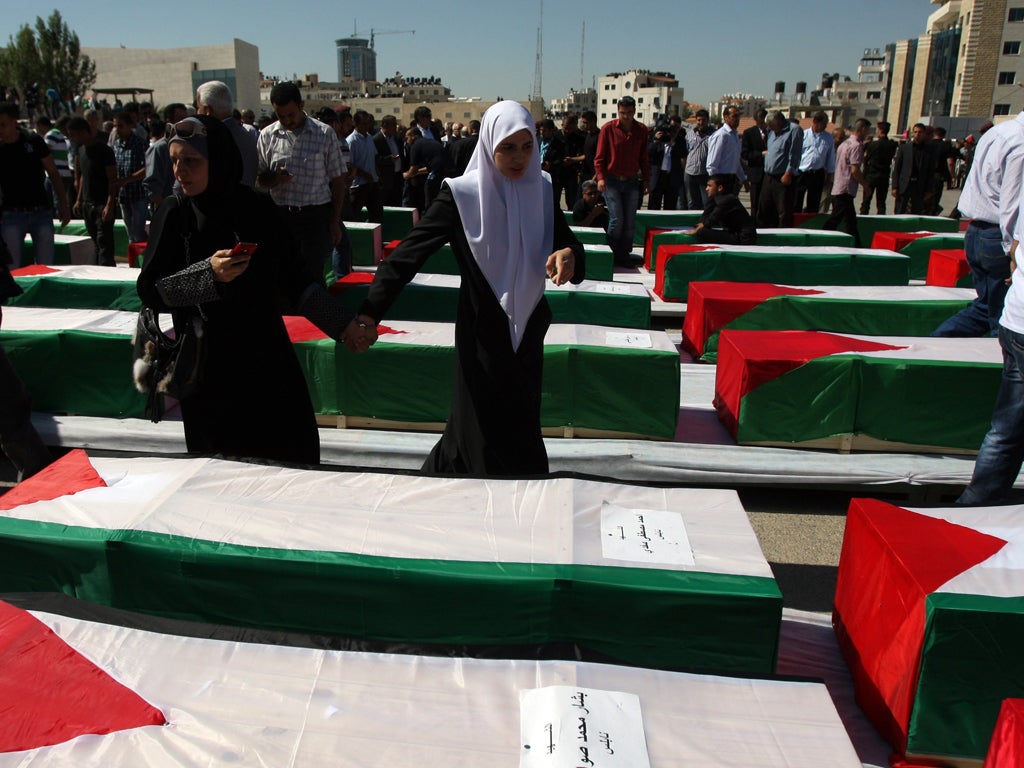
[932,110,1024,337]
[705,106,746,194]
[794,111,835,213]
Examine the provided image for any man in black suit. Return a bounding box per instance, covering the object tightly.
[741,109,769,224]
[373,115,404,207]
[647,121,685,210]
[891,124,935,214]
[449,119,479,177]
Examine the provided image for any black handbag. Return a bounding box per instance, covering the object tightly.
[132,307,205,422]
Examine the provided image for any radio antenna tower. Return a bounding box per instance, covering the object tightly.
[532,0,543,102]
[580,22,585,90]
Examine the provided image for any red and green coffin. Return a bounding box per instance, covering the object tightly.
[683,282,975,362]
[0,598,860,766]
[647,227,855,272]
[871,231,966,280]
[927,248,972,288]
[714,330,1001,451]
[654,245,910,302]
[0,450,781,674]
[834,498,1024,763]
[387,241,616,281]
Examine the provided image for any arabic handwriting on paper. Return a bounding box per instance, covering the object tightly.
[577,716,588,742]
[577,746,595,766]
[570,691,590,715]
[546,722,556,754]
[599,732,614,755]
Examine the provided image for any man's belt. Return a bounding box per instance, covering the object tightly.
[281,202,331,214]
[606,174,637,182]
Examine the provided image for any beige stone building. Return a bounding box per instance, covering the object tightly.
[84,40,261,113]
[888,0,1024,131]
[596,70,685,126]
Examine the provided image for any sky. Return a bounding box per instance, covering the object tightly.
[3,1,937,105]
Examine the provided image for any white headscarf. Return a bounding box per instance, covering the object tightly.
[446,101,554,351]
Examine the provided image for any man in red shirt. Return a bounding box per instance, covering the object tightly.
[594,96,649,267]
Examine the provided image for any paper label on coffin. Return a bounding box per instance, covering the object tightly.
[604,332,652,348]
[519,686,650,768]
[0,601,165,753]
[601,503,695,566]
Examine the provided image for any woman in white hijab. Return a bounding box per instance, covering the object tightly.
[356,101,585,475]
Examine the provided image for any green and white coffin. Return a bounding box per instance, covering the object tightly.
[0,451,782,673]
[794,213,960,246]
[416,243,615,281]
[0,594,862,766]
[0,308,679,438]
[633,209,703,244]
[10,265,142,312]
[357,205,420,241]
[22,234,96,266]
[683,282,975,362]
[346,221,383,267]
[714,330,1001,452]
[290,319,680,438]
[55,219,130,258]
[655,245,910,302]
[570,224,609,245]
[332,273,651,328]
[835,498,1024,763]
[647,228,856,273]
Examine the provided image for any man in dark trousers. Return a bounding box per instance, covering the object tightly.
[741,109,769,224]
[824,119,869,248]
[891,124,935,214]
[859,121,897,214]
[692,174,756,245]
[66,116,118,266]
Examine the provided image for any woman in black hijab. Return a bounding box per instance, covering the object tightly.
[137,115,366,464]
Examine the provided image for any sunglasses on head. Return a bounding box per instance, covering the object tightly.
[173,120,207,139]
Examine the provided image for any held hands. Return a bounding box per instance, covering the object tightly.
[546,248,576,286]
[342,314,378,353]
[210,249,251,283]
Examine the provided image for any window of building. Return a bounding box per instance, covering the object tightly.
[867,91,882,100]
[1006,41,1022,55]
[835,91,844,98]
[601,98,607,104]
[637,97,644,104]
[464,112,471,118]
[1010,7,1024,21]
[995,103,1012,115]
[445,112,452,118]
[999,71,1017,85]
[374,107,382,113]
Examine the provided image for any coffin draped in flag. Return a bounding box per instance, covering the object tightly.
[714,330,1001,452]
[683,282,974,362]
[834,498,1024,763]
[0,597,863,766]
[0,450,782,674]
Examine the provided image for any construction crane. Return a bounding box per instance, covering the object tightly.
[354,28,415,49]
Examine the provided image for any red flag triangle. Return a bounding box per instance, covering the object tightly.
[0,449,106,511]
[0,600,165,753]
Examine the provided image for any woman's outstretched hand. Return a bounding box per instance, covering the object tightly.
[546,248,576,286]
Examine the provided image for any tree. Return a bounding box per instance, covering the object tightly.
[0,11,95,103]
[35,11,95,101]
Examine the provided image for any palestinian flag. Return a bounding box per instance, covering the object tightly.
[0,308,680,438]
[683,282,974,362]
[0,594,862,766]
[653,245,910,302]
[648,228,856,272]
[10,264,142,312]
[984,699,1024,768]
[20,233,98,266]
[0,450,782,674]
[633,209,702,246]
[386,241,617,281]
[330,273,652,328]
[870,231,966,280]
[50,219,130,258]
[713,330,1001,452]
[835,498,1024,763]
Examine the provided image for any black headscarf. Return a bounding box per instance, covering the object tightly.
[169,114,242,221]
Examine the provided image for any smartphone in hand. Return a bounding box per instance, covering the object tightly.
[231,242,258,257]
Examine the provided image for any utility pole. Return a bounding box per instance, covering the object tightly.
[532,0,543,103]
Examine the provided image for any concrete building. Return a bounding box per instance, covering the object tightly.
[549,88,597,119]
[596,70,684,126]
[84,39,260,113]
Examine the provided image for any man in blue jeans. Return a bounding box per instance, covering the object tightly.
[594,96,648,267]
[112,111,149,244]
[932,110,1024,337]
[958,254,1024,504]
[0,101,70,266]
